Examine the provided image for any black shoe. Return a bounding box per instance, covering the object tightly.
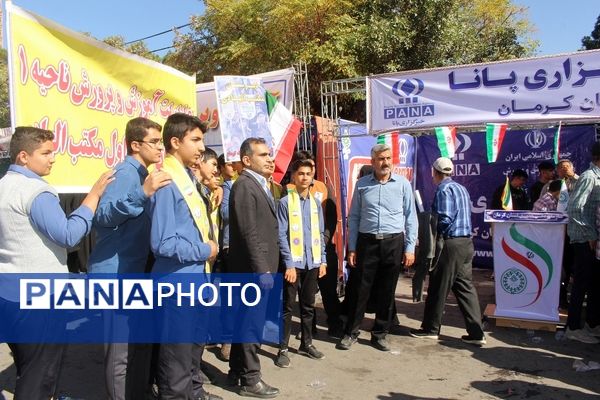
[336,334,358,350]
[298,344,325,360]
[461,335,486,346]
[226,370,241,387]
[370,337,391,351]
[409,329,439,340]
[274,349,290,368]
[239,379,280,398]
[198,390,223,400]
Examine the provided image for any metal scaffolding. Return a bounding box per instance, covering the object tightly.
[293,61,312,151]
[320,77,366,139]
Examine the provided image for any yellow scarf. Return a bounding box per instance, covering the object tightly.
[160,155,211,271]
[209,191,220,244]
[287,188,321,265]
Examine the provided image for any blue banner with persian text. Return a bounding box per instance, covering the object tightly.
[416,124,596,268]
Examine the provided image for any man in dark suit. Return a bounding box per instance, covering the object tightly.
[228,137,280,398]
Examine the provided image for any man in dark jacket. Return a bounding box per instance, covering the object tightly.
[491,169,530,210]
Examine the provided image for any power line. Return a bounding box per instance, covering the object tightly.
[149,38,204,54]
[124,23,191,45]
[149,45,176,54]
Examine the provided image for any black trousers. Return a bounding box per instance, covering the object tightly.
[191,344,206,398]
[156,343,195,399]
[155,295,199,399]
[7,343,65,400]
[103,310,153,400]
[567,242,600,329]
[317,244,342,329]
[421,237,484,338]
[104,342,153,400]
[343,233,404,339]
[282,267,320,348]
[229,343,261,386]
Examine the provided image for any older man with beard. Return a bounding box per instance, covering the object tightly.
[336,144,417,352]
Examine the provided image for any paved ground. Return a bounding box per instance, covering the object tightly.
[1,270,599,399]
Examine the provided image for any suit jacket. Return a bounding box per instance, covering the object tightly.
[228,170,279,273]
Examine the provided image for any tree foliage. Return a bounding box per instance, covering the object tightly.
[164,0,536,119]
[102,35,161,62]
[582,15,600,50]
[0,49,10,128]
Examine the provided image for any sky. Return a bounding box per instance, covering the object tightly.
[5,0,600,58]
[7,0,205,56]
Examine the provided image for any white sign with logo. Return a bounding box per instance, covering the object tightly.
[366,50,600,134]
[489,213,565,322]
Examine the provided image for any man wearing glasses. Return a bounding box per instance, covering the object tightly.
[88,117,172,400]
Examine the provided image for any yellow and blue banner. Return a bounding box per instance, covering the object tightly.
[6,3,196,191]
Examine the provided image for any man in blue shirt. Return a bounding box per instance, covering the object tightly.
[87,117,172,400]
[0,126,113,400]
[410,157,486,345]
[275,159,327,368]
[147,113,219,400]
[337,144,417,352]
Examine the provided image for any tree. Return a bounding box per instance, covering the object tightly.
[582,15,600,50]
[159,0,538,120]
[102,35,161,62]
[0,48,11,128]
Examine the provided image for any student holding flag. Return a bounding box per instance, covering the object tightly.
[275,159,327,368]
[491,169,529,210]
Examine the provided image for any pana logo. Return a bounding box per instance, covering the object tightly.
[392,79,424,97]
[524,130,547,149]
[398,137,408,164]
[384,78,434,120]
[452,133,472,161]
[451,133,480,176]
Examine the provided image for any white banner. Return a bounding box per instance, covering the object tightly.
[196,67,295,152]
[492,220,565,322]
[367,50,600,134]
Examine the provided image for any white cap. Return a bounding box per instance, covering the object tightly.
[433,157,453,174]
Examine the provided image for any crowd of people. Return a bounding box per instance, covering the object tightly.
[1,116,599,400]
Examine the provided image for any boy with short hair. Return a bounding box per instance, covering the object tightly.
[88,117,172,400]
[147,113,219,399]
[275,159,327,368]
[532,179,562,212]
[0,126,113,399]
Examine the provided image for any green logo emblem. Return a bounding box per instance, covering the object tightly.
[501,268,527,295]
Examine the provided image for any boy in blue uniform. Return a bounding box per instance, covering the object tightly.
[275,159,327,368]
[88,117,172,400]
[147,113,219,399]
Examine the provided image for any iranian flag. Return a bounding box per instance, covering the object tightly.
[266,91,302,183]
[434,126,456,158]
[486,123,507,163]
[376,132,400,164]
[553,122,562,164]
[501,176,513,210]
